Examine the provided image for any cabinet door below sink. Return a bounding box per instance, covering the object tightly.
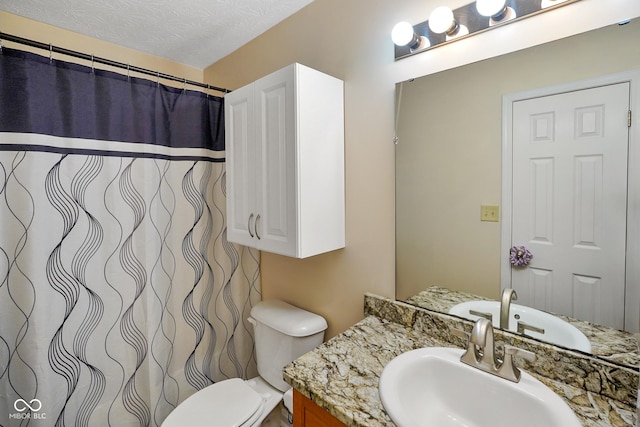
[293,389,346,427]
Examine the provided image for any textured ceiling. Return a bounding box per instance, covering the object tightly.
[0,0,315,69]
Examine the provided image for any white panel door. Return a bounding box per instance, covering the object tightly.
[225,84,256,247]
[511,83,629,329]
[254,66,297,256]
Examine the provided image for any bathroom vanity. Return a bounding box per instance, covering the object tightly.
[284,294,639,427]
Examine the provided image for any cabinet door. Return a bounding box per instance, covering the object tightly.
[225,84,257,247]
[254,66,297,256]
[293,389,346,427]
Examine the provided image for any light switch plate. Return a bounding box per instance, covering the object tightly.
[480,205,500,222]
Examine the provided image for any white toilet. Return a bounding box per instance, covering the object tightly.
[162,299,327,427]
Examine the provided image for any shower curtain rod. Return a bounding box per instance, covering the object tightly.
[0,31,232,94]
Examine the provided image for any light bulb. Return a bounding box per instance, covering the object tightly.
[476,0,506,17]
[428,6,455,34]
[392,22,416,46]
[391,21,430,50]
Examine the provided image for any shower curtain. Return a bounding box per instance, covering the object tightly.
[0,48,261,426]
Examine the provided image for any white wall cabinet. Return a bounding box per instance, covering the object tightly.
[224,63,345,258]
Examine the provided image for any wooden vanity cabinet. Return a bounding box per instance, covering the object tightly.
[224,63,345,259]
[293,389,347,427]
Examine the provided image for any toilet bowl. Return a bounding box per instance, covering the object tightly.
[161,377,281,427]
[161,300,327,427]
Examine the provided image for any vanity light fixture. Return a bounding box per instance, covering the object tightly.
[476,0,517,26]
[392,0,581,60]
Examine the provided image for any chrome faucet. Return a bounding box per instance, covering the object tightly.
[460,317,498,372]
[453,318,536,382]
[500,288,518,329]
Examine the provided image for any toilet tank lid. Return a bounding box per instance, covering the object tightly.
[250,300,328,337]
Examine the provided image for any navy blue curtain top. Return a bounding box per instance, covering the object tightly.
[0,47,224,152]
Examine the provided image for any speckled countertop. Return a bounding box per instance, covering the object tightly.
[283,294,639,427]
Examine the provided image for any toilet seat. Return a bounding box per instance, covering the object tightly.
[162,378,264,427]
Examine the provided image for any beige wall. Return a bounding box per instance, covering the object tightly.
[205,0,640,339]
[396,20,640,301]
[0,11,203,86]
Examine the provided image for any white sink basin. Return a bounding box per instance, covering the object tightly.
[449,301,591,353]
[379,347,581,427]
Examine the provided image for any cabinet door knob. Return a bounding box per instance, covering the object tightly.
[255,214,261,240]
[248,213,255,238]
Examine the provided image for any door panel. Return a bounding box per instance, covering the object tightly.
[511,83,629,329]
[225,85,256,247]
[254,67,296,255]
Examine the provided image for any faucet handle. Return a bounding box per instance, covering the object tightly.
[499,345,536,382]
[504,345,536,362]
[451,327,480,367]
[451,327,470,343]
[469,309,493,322]
[516,320,545,336]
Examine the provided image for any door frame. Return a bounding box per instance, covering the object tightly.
[501,69,640,332]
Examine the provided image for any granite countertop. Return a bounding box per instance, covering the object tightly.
[284,314,638,427]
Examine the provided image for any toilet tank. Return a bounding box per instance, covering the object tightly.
[249,300,327,392]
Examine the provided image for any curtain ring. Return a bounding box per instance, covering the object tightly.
[49,44,53,62]
[206,84,210,98]
[157,71,160,87]
[183,78,187,92]
[0,39,3,55]
[127,64,130,80]
[90,54,94,73]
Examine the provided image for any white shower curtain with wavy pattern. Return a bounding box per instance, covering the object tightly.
[0,48,261,427]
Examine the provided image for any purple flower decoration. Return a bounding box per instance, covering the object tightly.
[510,245,533,267]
